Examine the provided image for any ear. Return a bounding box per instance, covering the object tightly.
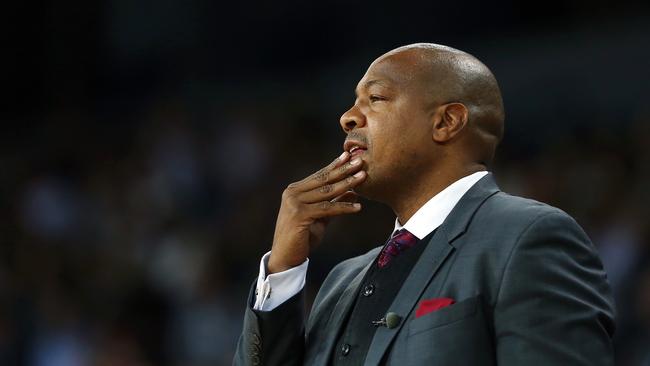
[432,103,469,143]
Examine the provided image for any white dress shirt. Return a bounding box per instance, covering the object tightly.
[253,171,489,311]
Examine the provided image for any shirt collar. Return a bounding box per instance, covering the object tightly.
[393,171,489,240]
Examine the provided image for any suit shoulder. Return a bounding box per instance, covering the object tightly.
[464,191,587,251]
[481,191,576,228]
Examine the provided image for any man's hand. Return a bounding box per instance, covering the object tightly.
[267,151,366,273]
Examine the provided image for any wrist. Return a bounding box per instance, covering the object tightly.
[267,253,304,274]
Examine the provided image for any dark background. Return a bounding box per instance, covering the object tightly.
[2,1,650,365]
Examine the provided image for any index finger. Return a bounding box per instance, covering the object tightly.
[292,151,350,191]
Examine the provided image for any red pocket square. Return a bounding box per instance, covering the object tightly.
[415,297,456,318]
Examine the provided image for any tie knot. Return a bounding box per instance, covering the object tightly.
[391,229,417,244]
[377,229,419,268]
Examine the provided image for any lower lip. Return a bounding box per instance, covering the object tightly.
[351,149,367,157]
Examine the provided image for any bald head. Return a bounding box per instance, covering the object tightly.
[375,43,505,165]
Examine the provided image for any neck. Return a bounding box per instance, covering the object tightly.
[390,163,485,225]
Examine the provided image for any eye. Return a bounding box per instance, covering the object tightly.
[369,95,386,103]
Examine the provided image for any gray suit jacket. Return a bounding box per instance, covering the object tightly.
[234,174,615,365]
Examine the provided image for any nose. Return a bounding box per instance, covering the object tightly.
[339,104,366,133]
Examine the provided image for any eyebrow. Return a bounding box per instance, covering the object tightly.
[355,79,391,96]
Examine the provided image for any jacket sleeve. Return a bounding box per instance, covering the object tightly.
[233,280,305,366]
[494,210,616,365]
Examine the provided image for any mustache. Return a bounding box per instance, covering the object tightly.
[345,131,369,147]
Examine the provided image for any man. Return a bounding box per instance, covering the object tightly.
[234,43,615,365]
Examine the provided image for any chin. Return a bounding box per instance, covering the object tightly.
[353,175,384,203]
[356,166,405,205]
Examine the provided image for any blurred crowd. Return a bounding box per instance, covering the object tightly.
[1,90,650,365]
[4,1,650,365]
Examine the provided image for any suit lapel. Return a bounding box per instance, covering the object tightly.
[312,256,376,366]
[363,174,500,365]
[362,230,453,365]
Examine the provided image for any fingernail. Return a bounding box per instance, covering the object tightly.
[339,151,348,160]
[353,171,364,178]
[351,158,361,165]
[353,203,361,209]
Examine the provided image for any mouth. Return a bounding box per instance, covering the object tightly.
[344,140,368,157]
[349,146,367,157]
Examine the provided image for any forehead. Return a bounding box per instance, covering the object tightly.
[356,51,426,93]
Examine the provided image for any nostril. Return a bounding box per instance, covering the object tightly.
[345,120,357,131]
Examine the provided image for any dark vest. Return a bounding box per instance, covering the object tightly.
[330,230,435,365]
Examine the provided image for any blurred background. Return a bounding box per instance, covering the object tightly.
[3,1,650,365]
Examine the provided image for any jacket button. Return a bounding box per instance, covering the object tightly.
[363,284,375,297]
[341,343,351,356]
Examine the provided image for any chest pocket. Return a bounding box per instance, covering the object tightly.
[407,294,480,336]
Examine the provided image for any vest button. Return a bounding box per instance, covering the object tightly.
[363,284,375,297]
[341,343,351,356]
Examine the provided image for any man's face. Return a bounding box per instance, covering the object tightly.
[340,51,438,200]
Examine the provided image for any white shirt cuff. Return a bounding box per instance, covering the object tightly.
[252,251,309,311]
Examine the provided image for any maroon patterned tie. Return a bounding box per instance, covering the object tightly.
[377,229,419,268]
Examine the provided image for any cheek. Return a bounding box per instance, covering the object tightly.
[384,138,430,178]
[370,135,415,173]
[367,107,425,167]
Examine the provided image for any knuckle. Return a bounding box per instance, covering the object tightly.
[314,170,329,183]
[282,188,293,199]
[319,201,332,210]
[285,182,299,191]
[319,184,333,194]
[337,163,350,175]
